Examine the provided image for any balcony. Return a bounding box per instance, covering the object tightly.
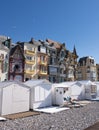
[60,74,66,77]
[39,61,47,66]
[0,57,3,61]
[25,60,35,65]
[25,50,35,55]
[67,74,74,78]
[24,70,35,75]
[39,71,47,75]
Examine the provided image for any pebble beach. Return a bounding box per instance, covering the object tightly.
[0,101,99,130]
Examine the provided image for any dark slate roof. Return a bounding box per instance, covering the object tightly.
[79,57,88,63]
[9,44,25,59]
[73,45,78,56]
[79,56,94,63]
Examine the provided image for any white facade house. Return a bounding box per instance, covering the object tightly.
[0,43,9,81]
[0,81,30,115]
[24,79,52,109]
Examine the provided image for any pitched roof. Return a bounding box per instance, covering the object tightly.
[73,45,78,56]
[46,39,61,49]
[0,41,9,51]
[9,44,25,59]
[0,35,7,42]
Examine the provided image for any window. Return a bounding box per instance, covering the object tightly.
[32,56,35,61]
[41,56,45,62]
[40,66,47,72]
[52,50,56,54]
[4,62,8,72]
[13,64,21,72]
[32,47,35,52]
[26,56,32,60]
[38,46,40,51]
[41,46,46,53]
[49,67,57,74]
[91,85,96,93]
[47,49,49,53]
[60,68,64,74]
[61,51,65,58]
[1,54,4,59]
[25,64,32,70]
[5,54,8,59]
[52,58,56,64]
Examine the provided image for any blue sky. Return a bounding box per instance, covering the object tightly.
[0,0,99,63]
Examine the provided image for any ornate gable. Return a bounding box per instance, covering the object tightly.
[8,45,25,82]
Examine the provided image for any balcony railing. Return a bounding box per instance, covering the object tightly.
[25,60,35,65]
[39,71,47,75]
[39,61,47,65]
[60,74,66,77]
[0,57,4,61]
[25,50,35,55]
[67,74,74,78]
[24,70,35,75]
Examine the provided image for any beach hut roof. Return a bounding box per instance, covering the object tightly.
[53,81,76,88]
[78,80,96,86]
[0,81,29,89]
[24,79,52,88]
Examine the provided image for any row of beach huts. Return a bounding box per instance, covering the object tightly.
[0,79,99,116]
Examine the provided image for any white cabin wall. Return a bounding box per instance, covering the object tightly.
[0,89,2,115]
[1,84,30,115]
[44,84,52,107]
[52,84,56,105]
[55,88,64,105]
[31,84,52,109]
[11,84,29,113]
[30,88,34,109]
[96,83,99,97]
[2,85,13,115]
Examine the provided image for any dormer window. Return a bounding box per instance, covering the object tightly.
[61,51,65,58]
[38,46,40,51]
[14,64,20,72]
[87,66,90,73]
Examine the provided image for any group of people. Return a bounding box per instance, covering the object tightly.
[64,96,77,105]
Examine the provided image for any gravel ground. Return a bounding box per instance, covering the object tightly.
[0,102,99,130]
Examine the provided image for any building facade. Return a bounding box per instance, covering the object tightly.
[0,36,11,81]
[96,64,99,81]
[77,56,97,81]
[57,43,67,82]
[37,40,48,80]
[17,38,39,81]
[8,45,25,82]
[65,46,78,81]
[45,40,59,83]
[2,35,99,83]
[46,39,78,82]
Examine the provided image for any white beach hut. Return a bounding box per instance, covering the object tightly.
[95,82,99,97]
[24,79,52,109]
[71,81,85,100]
[52,81,86,106]
[52,82,74,105]
[0,81,30,115]
[83,80,97,100]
